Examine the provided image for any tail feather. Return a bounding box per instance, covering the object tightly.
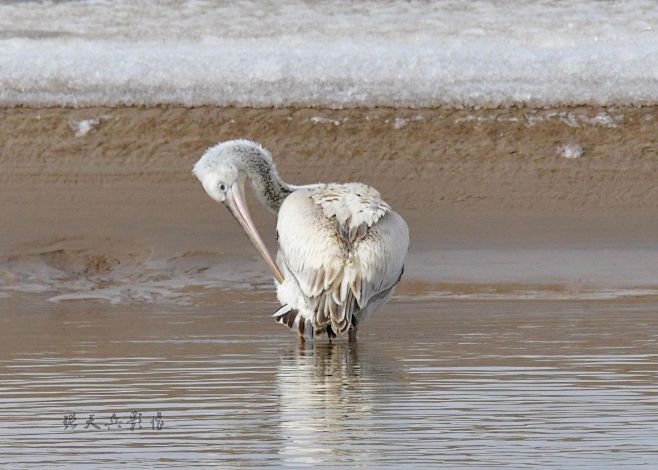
[273,305,313,338]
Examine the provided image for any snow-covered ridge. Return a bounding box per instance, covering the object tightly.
[1,0,658,108]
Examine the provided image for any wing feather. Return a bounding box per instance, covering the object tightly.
[276,186,409,336]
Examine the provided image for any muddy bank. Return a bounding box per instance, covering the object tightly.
[1,105,657,302]
[2,105,658,211]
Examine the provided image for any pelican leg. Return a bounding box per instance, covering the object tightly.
[297,333,305,344]
[327,325,336,344]
[348,327,358,343]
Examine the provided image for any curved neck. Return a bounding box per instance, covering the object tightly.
[241,148,323,213]
[242,155,294,213]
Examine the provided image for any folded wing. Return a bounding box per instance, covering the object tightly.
[276,183,409,335]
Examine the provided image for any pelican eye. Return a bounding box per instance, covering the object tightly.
[218,183,228,192]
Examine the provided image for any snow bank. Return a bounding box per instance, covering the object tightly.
[1,0,657,108]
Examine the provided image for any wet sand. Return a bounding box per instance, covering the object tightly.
[1,293,658,468]
[2,105,658,301]
[3,105,658,215]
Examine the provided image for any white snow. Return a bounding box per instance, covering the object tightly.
[454,110,624,128]
[393,117,409,130]
[1,0,658,108]
[557,144,584,159]
[68,115,112,137]
[310,116,342,126]
[392,115,423,129]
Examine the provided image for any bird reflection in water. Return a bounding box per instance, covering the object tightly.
[275,342,381,466]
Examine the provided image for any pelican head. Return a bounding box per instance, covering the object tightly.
[193,139,285,282]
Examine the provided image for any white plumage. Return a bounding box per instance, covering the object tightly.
[193,140,409,341]
[275,184,408,339]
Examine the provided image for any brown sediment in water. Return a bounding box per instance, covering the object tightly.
[1,105,658,300]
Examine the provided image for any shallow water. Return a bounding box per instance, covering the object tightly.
[1,295,657,468]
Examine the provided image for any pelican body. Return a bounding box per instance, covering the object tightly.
[193,140,409,341]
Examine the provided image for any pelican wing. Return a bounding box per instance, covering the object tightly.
[276,184,409,335]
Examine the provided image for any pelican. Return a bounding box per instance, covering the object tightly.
[193,139,409,341]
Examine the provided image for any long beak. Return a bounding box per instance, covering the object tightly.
[226,182,285,284]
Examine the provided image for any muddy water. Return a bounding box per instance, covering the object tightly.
[1,294,657,468]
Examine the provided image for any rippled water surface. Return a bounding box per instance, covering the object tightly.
[1,295,657,468]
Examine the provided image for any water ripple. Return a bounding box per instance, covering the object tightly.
[0,299,657,468]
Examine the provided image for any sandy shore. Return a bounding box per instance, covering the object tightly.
[1,105,658,302]
[3,105,658,211]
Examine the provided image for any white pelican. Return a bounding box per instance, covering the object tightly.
[193,140,409,341]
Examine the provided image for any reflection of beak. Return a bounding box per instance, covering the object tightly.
[226,182,285,283]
